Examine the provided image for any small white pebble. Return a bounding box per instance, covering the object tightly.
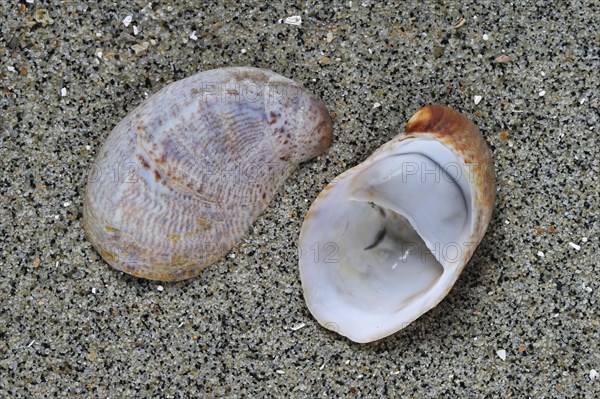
[85,145,91,150]
[580,98,587,105]
[189,31,197,41]
[132,42,149,55]
[26,0,34,3]
[91,287,97,294]
[345,360,350,365]
[275,369,285,374]
[229,253,236,259]
[585,286,592,293]
[319,363,326,370]
[390,370,400,375]
[96,32,102,37]
[482,33,489,41]
[326,31,334,43]
[539,90,546,97]
[582,237,588,243]
[27,340,36,348]
[505,220,510,225]
[474,95,483,105]
[178,322,185,328]
[241,48,247,54]
[496,349,506,361]
[133,26,139,35]
[123,15,133,27]
[590,369,598,381]
[157,285,164,292]
[54,215,60,220]
[61,87,67,97]
[6,65,16,72]
[63,201,71,207]
[568,242,581,251]
[290,323,306,331]
[284,16,302,26]
[96,50,103,59]
[304,199,308,202]
[541,71,546,76]
[373,102,381,109]
[537,251,545,257]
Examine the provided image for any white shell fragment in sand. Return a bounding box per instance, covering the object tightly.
[284,16,302,26]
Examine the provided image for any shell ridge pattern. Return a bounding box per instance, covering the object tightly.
[84,67,333,281]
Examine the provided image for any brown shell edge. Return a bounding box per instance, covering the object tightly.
[405,105,496,257]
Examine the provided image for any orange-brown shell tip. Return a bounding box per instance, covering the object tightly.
[405,105,477,137]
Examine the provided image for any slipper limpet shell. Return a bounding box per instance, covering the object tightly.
[84,67,333,281]
[299,105,495,343]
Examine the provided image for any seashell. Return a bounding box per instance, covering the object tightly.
[84,67,333,281]
[299,105,495,343]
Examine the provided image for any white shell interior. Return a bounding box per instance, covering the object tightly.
[300,138,475,343]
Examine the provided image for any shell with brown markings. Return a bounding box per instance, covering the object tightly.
[84,67,333,281]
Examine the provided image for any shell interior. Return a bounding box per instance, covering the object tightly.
[300,138,476,343]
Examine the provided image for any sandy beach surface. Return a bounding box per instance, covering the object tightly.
[1,1,598,397]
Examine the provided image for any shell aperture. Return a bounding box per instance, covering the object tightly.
[299,105,495,343]
[84,67,333,281]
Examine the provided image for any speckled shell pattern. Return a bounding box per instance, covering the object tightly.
[84,67,333,281]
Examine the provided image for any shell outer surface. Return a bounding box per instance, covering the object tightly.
[84,67,333,281]
[299,105,495,343]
